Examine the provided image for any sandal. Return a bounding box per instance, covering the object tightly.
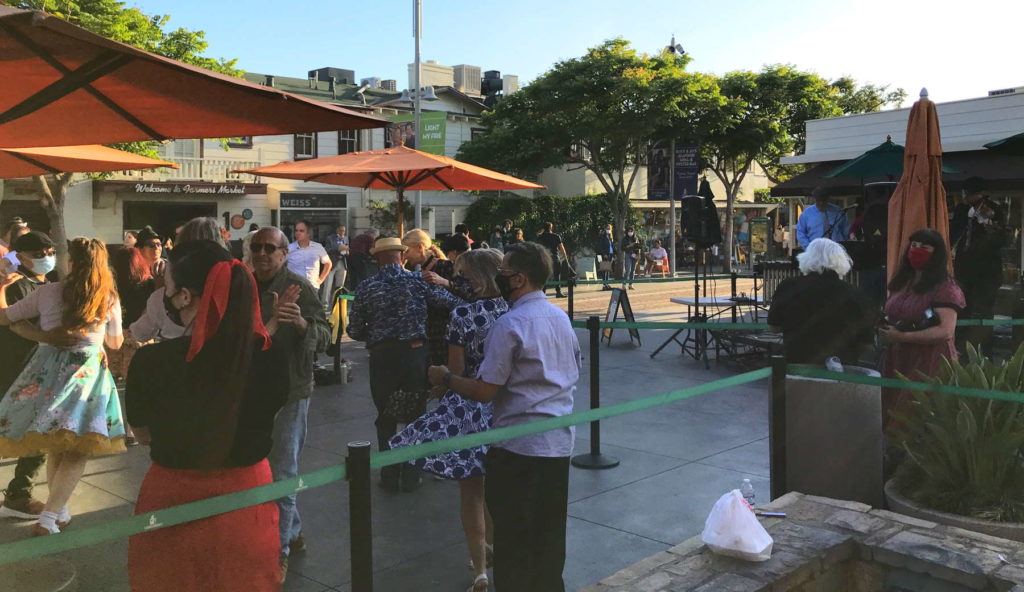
[466,573,488,592]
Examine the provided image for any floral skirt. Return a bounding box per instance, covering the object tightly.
[389,391,491,480]
[0,344,126,457]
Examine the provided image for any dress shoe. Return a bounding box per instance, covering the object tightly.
[289,532,306,553]
[399,464,422,492]
[379,466,401,492]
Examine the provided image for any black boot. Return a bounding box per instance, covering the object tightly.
[399,463,422,492]
[379,465,401,492]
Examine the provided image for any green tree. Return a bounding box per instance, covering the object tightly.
[458,39,723,266]
[11,0,242,271]
[699,65,904,271]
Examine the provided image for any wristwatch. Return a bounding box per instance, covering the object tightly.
[442,371,453,388]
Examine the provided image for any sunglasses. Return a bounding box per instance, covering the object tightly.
[141,241,162,249]
[250,243,283,254]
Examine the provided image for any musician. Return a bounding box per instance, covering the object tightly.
[796,187,850,248]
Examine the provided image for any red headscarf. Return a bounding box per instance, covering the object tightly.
[186,260,271,361]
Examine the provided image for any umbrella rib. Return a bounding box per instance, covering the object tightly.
[423,169,453,190]
[4,150,61,175]
[0,49,134,126]
[0,23,165,140]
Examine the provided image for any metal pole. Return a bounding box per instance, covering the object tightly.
[347,441,373,592]
[769,357,787,501]
[413,0,423,229]
[571,315,620,469]
[668,139,676,277]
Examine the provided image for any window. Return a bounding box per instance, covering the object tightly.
[383,124,395,149]
[470,128,486,142]
[170,139,198,159]
[294,133,318,160]
[227,136,253,149]
[338,129,359,155]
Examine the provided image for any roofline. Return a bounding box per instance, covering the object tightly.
[798,89,1024,125]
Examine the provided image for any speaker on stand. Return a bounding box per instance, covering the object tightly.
[678,194,723,367]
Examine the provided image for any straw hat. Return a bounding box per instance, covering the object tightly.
[370,237,408,255]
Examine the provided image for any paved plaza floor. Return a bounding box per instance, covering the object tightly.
[0,281,771,591]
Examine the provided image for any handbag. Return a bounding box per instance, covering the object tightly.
[384,388,428,423]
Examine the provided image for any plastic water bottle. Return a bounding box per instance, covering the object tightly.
[825,356,844,373]
[740,479,756,508]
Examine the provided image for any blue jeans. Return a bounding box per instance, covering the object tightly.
[624,255,638,284]
[269,397,310,560]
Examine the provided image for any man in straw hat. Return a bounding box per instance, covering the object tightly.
[348,237,462,492]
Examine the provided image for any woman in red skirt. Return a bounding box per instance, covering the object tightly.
[126,240,289,591]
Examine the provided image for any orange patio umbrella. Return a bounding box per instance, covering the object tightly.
[0,144,176,179]
[236,145,544,236]
[887,89,951,280]
[0,6,384,148]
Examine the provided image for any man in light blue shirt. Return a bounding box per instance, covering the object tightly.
[428,241,580,592]
[797,187,850,249]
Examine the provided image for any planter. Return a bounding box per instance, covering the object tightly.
[884,478,1024,543]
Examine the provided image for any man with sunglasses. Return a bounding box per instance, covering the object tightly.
[248,227,330,580]
[0,231,57,521]
[427,241,580,592]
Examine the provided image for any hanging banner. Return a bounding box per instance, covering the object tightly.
[389,111,446,155]
[647,141,699,200]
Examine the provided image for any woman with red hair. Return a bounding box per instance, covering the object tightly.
[126,240,289,590]
[108,247,155,384]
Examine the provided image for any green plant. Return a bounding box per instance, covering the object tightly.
[367,199,430,237]
[893,343,1024,522]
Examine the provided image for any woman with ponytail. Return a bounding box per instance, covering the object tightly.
[0,237,126,536]
[125,240,288,591]
[878,228,965,437]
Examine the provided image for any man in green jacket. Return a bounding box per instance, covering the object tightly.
[249,227,330,581]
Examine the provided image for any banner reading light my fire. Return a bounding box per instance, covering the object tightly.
[389,112,447,155]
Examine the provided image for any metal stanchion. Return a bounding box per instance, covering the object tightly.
[347,441,373,592]
[567,278,575,320]
[571,315,620,469]
[769,357,787,501]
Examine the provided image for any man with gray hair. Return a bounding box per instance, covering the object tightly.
[768,238,877,365]
[249,227,330,581]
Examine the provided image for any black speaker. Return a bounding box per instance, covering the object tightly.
[680,195,722,248]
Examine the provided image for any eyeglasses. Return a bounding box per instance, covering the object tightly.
[496,267,520,276]
[250,243,283,254]
[141,241,162,249]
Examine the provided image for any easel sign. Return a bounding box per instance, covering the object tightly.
[601,288,641,346]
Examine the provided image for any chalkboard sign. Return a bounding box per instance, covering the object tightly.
[601,288,641,346]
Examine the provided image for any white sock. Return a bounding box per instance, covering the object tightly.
[58,506,70,523]
[38,510,60,532]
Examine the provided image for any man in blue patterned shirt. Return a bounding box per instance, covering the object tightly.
[347,237,462,491]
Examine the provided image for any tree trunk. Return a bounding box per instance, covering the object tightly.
[723,187,736,273]
[33,174,73,277]
[395,188,406,238]
[613,190,627,280]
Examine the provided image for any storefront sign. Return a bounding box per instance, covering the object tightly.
[279,193,348,209]
[94,180,267,195]
[388,112,446,155]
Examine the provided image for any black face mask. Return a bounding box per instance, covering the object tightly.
[495,273,515,300]
[163,290,185,326]
[452,275,473,297]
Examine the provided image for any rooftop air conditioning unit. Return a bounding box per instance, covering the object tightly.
[453,65,482,96]
[988,86,1024,96]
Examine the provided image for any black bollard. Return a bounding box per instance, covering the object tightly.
[571,315,620,469]
[769,356,788,501]
[567,278,575,320]
[347,441,373,592]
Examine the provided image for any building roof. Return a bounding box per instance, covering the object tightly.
[782,90,1024,165]
[242,72,398,110]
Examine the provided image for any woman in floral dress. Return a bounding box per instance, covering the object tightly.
[0,237,125,535]
[390,248,508,592]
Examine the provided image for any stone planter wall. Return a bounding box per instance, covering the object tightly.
[581,492,1024,592]
[885,479,1024,544]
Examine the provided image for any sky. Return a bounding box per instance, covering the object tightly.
[133,0,1022,106]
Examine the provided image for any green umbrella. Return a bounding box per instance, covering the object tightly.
[983,132,1024,155]
[824,136,958,179]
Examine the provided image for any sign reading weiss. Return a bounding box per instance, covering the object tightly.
[134,183,246,194]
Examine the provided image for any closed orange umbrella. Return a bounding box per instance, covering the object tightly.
[0,6,384,148]
[0,144,176,179]
[887,89,950,279]
[237,145,544,235]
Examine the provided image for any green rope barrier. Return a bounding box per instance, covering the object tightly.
[0,368,769,565]
[568,319,1024,330]
[785,365,1024,404]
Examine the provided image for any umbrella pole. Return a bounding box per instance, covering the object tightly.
[396,187,405,238]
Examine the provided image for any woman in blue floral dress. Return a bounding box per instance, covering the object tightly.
[390,248,508,592]
[0,238,125,536]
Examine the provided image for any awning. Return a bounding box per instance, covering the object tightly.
[771,150,1024,197]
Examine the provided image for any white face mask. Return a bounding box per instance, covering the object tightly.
[30,255,56,276]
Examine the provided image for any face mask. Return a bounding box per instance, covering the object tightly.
[30,255,56,276]
[907,247,933,271]
[495,273,515,299]
[163,289,185,326]
[627,231,634,237]
[452,275,473,296]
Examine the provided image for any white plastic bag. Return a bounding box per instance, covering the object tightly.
[701,489,773,562]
